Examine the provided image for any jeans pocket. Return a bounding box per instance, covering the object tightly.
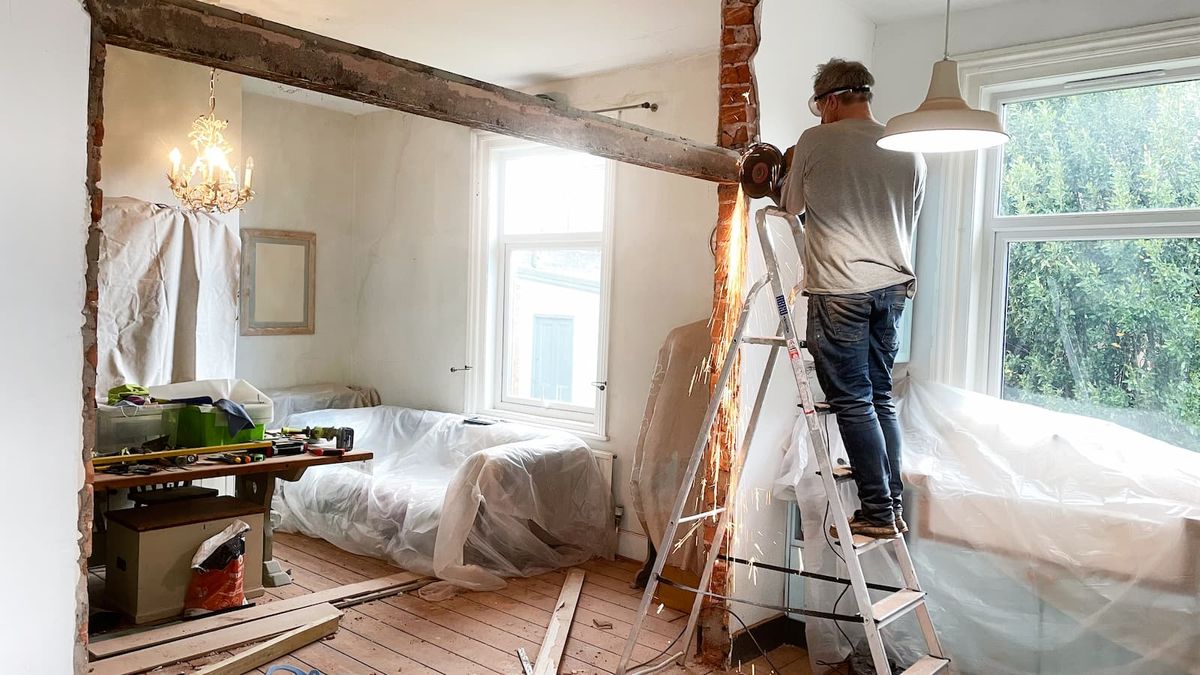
[818,295,868,344]
[881,301,906,351]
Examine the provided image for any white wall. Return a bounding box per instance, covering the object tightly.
[531,54,720,557]
[236,93,358,388]
[738,0,878,627]
[350,110,474,412]
[0,1,90,670]
[870,0,1200,378]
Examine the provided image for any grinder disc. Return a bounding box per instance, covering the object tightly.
[738,142,785,200]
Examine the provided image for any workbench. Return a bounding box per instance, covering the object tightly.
[93,450,373,587]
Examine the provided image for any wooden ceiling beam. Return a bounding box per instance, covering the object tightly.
[87,0,740,183]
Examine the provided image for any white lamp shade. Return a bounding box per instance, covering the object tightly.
[878,59,1009,153]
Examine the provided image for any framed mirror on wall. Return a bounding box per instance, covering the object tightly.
[240,228,316,336]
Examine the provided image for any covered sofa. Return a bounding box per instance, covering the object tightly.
[272,406,615,591]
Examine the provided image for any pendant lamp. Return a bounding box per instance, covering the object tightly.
[877,0,1009,153]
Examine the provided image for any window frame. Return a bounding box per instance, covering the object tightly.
[466,132,615,439]
[980,64,1200,396]
[928,18,1200,393]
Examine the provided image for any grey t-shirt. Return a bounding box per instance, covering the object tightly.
[780,118,926,296]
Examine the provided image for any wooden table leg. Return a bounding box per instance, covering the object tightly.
[234,472,292,587]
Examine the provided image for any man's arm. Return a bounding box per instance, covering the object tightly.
[779,139,806,216]
[913,154,928,222]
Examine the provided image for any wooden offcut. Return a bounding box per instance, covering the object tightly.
[87,603,341,675]
[532,568,586,675]
[191,613,342,675]
[89,572,423,659]
[87,0,740,183]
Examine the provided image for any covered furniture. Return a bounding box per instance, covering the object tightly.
[273,406,615,591]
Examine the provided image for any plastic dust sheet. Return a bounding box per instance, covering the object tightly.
[272,406,615,594]
[777,380,1200,675]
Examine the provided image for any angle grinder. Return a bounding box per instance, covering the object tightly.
[737,142,786,201]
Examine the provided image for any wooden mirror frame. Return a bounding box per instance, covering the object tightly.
[239,229,317,336]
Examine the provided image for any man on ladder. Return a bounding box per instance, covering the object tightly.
[778,58,927,540]
[617,59,945,675]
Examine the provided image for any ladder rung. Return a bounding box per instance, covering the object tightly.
[743,336,786,346]
[900,656,951,675]
[677,507,725,523]
[872,589,926,627]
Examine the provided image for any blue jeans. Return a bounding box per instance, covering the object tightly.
[806,284,908,526]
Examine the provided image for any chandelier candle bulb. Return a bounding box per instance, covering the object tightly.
[169,148,181,180]
[244,157,254,191]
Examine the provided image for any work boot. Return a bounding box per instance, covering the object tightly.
[829,511,899,540]
[895,515,909,534]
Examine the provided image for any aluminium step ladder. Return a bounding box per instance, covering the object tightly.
[615,206,948,675]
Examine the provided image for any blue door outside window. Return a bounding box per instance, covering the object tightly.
[532,316,574,402]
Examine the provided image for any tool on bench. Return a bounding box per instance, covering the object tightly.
[615,206,947,675]
[280,425,354,450]
[211,452,265,464]
[92,441,273,468]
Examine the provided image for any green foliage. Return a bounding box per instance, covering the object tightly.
[1001,80,1200,214]
[999,81,1200,452]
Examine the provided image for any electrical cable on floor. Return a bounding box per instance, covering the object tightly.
[627,617,688,671]
[725,607,783,673]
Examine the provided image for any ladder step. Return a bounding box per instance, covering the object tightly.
[743,336,787,347]
[872,589,926,627]
[831,532,896,555]
[677,507,725,523]
[900,656,951,675]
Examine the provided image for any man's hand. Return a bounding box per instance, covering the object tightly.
[771,144,797,206]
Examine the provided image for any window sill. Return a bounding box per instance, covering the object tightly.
[473,407,609,443]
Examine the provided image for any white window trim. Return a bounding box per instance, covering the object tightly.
[465,132,615,440]
[931,17,1200,393]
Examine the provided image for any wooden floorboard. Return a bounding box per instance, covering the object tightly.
[241,534,807,674]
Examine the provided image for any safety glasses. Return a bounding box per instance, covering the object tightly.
[808,85,872,116]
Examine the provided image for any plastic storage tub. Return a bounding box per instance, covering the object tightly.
[96,403,184,453]
[148,379,274,449]
[173,403,271,447]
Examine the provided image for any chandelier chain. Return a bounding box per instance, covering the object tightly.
[208,67,217,116]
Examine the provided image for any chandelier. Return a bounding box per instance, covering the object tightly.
[167,68,255,213]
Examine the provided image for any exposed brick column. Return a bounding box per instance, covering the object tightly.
[76,21,106,673]
[701,0,761,664]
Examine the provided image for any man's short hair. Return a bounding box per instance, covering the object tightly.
[813,59,875,105]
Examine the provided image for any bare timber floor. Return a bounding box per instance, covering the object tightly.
[162,532,813,674]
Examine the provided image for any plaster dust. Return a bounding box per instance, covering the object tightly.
[0,0,91,671]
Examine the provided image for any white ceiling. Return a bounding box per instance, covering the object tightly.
[207,0,720,88]
[844,0,1017,24]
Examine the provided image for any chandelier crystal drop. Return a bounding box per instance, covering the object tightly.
[167,68,255,212]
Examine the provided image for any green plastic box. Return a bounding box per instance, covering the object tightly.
[172,405,268,448]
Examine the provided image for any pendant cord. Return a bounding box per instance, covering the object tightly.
[943,0,951,59]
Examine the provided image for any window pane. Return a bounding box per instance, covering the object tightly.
[1000,79,1200,216]
[500,150,606,234]
[1001,238,1200,452]
[505,248,602,408]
